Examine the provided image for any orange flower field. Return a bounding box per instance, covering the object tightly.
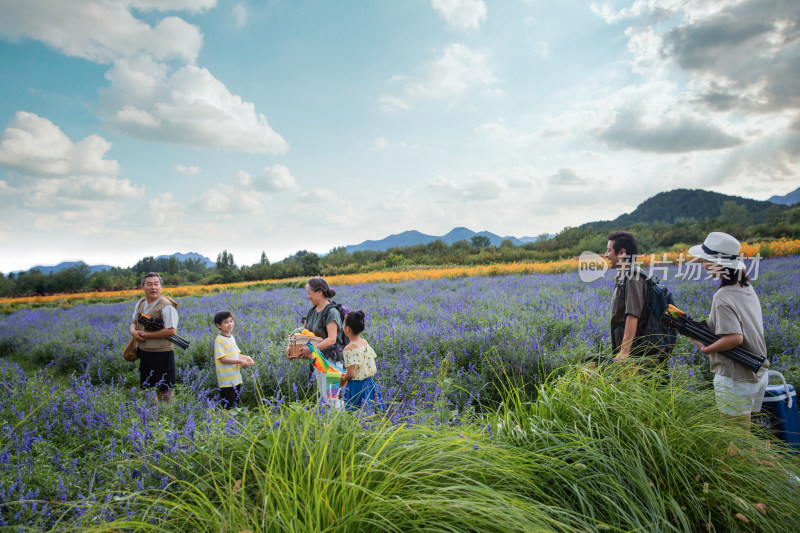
[2,238,799,310]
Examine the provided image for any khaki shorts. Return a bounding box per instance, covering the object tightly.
[713,372,769,416]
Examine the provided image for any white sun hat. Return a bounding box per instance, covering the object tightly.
[688,232,744,270]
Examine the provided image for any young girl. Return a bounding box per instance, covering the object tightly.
[340,310,383,411]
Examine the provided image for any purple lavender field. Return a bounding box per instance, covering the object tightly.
[2,256,798,405]
[1,257,799,529]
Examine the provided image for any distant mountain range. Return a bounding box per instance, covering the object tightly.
[344,227,547,253]
[768,186,800,206]
[15,252,214,275]
[343,187,795,253]
[153,252,215,268]
[12,186,799,273]
[13,261,115,276]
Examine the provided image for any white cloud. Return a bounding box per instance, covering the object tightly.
[237,165,299,192]
[193,181,265,214]
[597,106,742,153]
[0,0,206,64]
[546,168,591,187]
[0,111,120,177]
[23,176,144,207]
[0,1,288,155]
[102,60,289,154]
[431,0,487,31]
[148,192,183,227]
[0,180,15,196]
[132,0,216,13]
[428,172,508,200]
[533,40,551,59]
[403,44,500,102]
[295,189,355,225]
[591,0,738,25]
[475,120,538,148]
[175,163,201,175]
[233,4,248,27]
[369,136,427,152]
[190,165,298,214]
[259,165,299,192]
[377,95,411,112]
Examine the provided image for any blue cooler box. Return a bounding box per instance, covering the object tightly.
[759,371,799,452]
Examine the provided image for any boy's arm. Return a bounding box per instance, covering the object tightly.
[216,339,254,366]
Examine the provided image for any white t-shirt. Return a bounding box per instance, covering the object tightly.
[131,298,179,329]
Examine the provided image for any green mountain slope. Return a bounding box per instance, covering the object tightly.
[584,188,786,230]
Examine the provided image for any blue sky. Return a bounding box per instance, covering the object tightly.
[0,0,798,272]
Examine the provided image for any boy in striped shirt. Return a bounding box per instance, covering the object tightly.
[214,310,254,409]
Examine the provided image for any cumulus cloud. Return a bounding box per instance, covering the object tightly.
[594,0,800,114]
[0,180,16,196]
[193,181,264,214]
[102,59,289,154]
[175,163,201,175]
[376,95,411,112]
[0,0,207,64]
[428,172,508,201]
[23,176,144,208]
[0,111,120,177]
[295,189,355,225]
[240,165,299,192]
[709,129,800,185]
[475,120,538,148]
[148,192,183,227]
[405,44,499,101]
[546,168,590,187]
[232,4,248,27]
[261,165,299,191]
[132,0,216,13]
[381,44,500,110]
[597,107,742,153]
[0,0,288,154]
[660,1,800,113]
[190,165,297,214]
[431,0,487,31]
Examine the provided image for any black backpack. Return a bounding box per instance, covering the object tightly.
[620,275,678,360]
[305,300,350,363]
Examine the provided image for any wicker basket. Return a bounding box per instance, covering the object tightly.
[287,334,322,358]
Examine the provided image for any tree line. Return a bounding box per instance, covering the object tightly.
[2,200,798,297]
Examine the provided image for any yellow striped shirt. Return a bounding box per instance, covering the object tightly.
[214,334,243,388]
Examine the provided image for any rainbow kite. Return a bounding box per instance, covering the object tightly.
[307,342,345,375]
[307,342,345,400]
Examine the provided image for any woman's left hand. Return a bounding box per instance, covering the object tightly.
[688,337,705,352]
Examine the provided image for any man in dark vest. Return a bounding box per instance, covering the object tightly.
[605,231,648,363]
[129,272,179,401]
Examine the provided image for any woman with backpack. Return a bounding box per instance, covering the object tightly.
[286,276,348,405]
[687,232,770,426]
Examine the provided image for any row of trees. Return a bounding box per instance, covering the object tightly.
[2,201,799,296]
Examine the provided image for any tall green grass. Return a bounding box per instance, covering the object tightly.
[64,367,800,533]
